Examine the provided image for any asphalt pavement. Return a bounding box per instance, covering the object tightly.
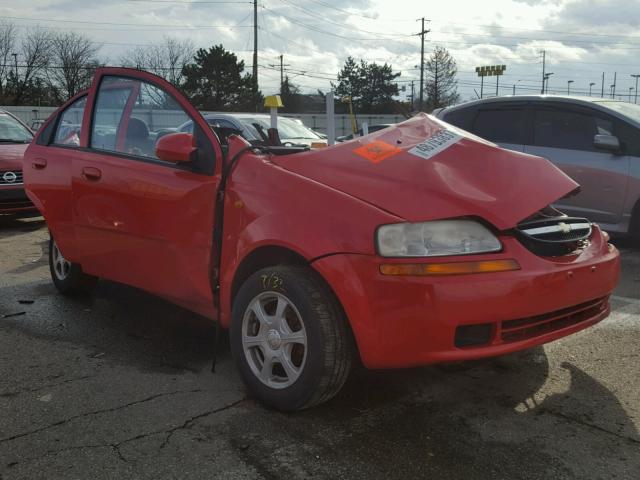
[0,216,638,480]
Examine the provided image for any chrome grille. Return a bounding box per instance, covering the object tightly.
[0,170,24,186]
[516,216,592,256]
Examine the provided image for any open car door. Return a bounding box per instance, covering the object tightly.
[72,67,224,319]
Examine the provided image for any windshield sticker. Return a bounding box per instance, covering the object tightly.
[408,129,462,160]
[353,140,402,164]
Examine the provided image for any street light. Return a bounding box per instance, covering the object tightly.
[630,87,635,103]
[544,73,554,94]
[512,79,522,95]
[567,80,574,95]
[589,82,596,96]
[631,74,640,104]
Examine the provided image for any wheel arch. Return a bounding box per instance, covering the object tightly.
[227,245,360,362]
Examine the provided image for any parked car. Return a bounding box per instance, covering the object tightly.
[436,96,640,236]
[24,68,620,411]
[336,124,394,142]
[0,109,39,217]
[179,113,327,148]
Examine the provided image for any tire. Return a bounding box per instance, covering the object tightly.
[49,236,97,295]
[230,265,352,411]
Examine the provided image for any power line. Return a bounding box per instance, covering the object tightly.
[260,5,411,42]
[0,15,252,29]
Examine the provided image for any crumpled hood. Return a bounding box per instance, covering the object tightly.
[272,113,578,230]
[0,143,28,170]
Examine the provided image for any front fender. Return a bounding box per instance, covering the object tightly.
[218,155,401,327]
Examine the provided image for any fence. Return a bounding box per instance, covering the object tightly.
[2,105,407,137]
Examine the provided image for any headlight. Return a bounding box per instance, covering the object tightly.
[376,220,502,257]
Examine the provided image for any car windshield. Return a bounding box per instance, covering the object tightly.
[595,101,640,124]
[239,117,321,140]
[0,113,33,143]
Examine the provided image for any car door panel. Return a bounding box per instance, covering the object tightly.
[23,95,89,261]
[72,68,223,318]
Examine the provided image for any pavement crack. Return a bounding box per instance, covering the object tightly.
[540,408,640,445]
[0,388,204,445]
[1,374,92,398]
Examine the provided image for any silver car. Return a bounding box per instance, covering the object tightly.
[436,95,640,236]
[178,113,326,148]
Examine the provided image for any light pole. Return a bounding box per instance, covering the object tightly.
[544,73,554,94]
[631,74,640,104]
[630,87,634,103]
[567,80,574,95]
[589,82,596,96]
[512,79,522,95]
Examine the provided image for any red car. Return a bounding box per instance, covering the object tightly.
[24,68,620,411]
[0,110,38,216]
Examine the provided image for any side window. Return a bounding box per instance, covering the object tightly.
[616,121,640,157]
[443,108,475,132]
[533,109,613,152]
[53,96,87,147]
[90,76,192,160]
[472,109,527,144]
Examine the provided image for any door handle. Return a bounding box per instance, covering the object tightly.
[32,158,47,170]
[82,167,102,181]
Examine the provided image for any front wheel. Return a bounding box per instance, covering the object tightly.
[49,237,97,295]
[230,265,352,411]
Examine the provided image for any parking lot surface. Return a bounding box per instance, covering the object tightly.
[1,217,639,480]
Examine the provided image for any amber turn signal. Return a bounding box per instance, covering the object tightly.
[379,259,521,276]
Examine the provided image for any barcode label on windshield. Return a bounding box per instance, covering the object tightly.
[408,129,462,160]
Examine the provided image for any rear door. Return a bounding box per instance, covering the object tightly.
[524,105,629,225]
[73,68,224,318]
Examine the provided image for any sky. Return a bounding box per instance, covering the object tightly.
[3,0,640,103]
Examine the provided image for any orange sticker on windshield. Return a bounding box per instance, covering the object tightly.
[353,141,402,164]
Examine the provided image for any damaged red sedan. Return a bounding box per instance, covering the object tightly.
[24,68,620,411]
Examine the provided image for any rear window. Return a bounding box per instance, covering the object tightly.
[472,109,527,144]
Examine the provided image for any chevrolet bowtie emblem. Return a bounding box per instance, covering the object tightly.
[558,222,572,233]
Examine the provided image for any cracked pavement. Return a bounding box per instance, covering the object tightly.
[1,216,639,479]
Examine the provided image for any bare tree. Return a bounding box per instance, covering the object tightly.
[0,21,16,102]
[120,36,195,85]
[48,32,100,101]
[15,28,52,104]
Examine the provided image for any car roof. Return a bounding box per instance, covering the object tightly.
[440,95,640,127]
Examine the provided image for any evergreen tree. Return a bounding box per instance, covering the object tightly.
[181,45,261,111]
[424,47,460,111]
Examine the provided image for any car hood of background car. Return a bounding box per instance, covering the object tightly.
[271,113,578,230]
[0,143,29,170]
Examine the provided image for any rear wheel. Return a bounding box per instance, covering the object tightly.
[230,265,352,411]
[49,237,97,295]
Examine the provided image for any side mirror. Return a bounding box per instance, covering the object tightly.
[155,132,196,163]
[594,134,620,152]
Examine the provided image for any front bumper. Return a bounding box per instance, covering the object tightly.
[0,186,39,215]
[312,226,620,369]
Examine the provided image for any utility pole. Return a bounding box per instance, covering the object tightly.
[631,74,640,104]
[11,52,17,90]
[269,54,290,94]
[417,17,430,111]
[410,80,415,110]
[601,72,605,97]
[589,82,595,96]
[629,87,634,103]
[540,50,546,94]
[253,0,258,108]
